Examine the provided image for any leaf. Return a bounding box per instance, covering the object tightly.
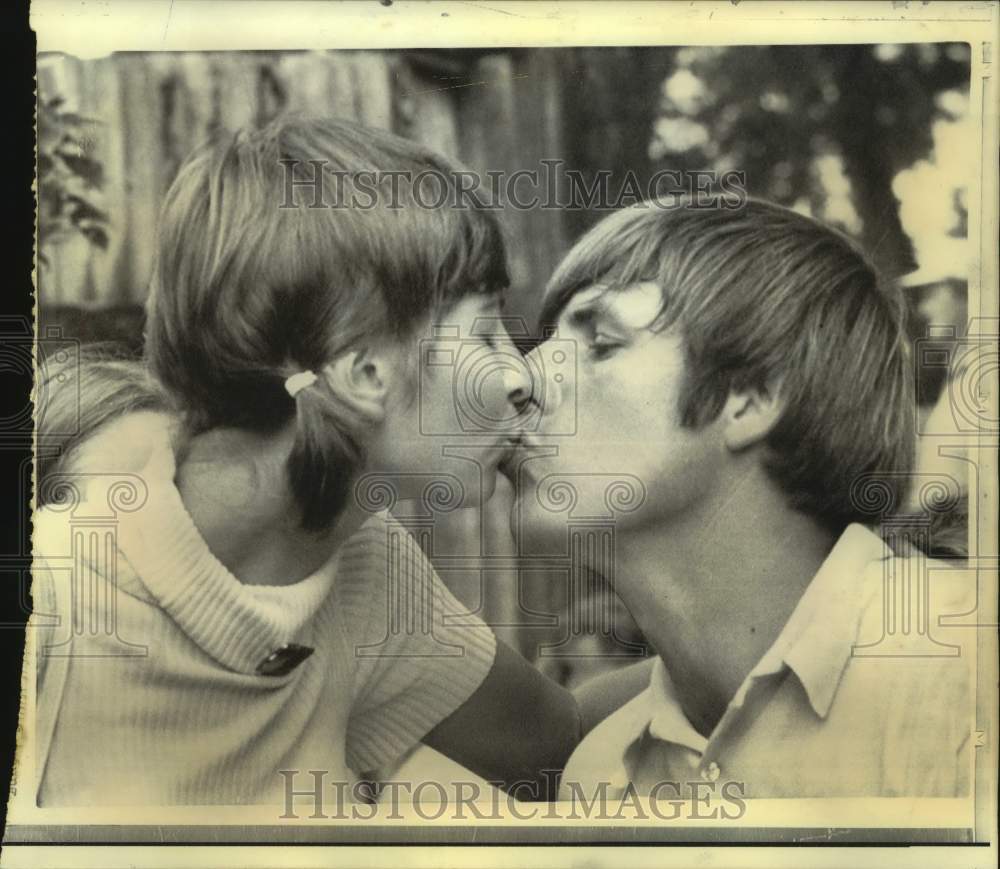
[56,111,101,128]
[65,194,109,226]
[80,225,109,250]
[36,116,64,152]
[38,224,73,247]
[56,151,104,188]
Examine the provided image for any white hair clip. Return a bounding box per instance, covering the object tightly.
[284,370,318,398]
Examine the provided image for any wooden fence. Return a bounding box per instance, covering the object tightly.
[36,48,569,325]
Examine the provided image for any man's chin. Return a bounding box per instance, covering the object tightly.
[504,490,569,555]
[496,449,521,486]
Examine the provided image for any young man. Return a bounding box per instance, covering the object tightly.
[508,198,974,798]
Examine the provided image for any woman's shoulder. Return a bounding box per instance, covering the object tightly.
[36,411,180,528]
[331,511,434,621]
[60,410,182,479]
[336,511,431,580]
[34,411,183,591]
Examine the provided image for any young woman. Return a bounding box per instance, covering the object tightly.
[28,116,585,807]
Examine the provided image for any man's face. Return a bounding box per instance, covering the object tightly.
[509,282,727,549]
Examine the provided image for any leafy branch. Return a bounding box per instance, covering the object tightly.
[37,95,109,267]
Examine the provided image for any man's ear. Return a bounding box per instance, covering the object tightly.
[722,382,784,452]
[321,350,390,424]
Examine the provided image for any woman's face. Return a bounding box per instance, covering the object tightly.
[360,292,532,514]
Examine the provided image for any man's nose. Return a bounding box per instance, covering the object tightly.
[515,342,564,418]
[500,350,535,414]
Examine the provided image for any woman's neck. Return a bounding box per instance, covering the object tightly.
[174,424,358,586]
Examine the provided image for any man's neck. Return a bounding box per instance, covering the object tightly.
[612,464,836,738]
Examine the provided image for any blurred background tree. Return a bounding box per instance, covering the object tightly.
[554,44,971,281]
[645,43,972,279]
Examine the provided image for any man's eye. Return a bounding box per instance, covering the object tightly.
[587,338,621,360]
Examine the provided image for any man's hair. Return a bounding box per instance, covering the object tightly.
[541,198,915,532]
[145,115,508,530]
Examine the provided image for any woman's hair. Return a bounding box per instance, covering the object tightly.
[145,116,509,530]
[35,345,168,505]
[542,197,915,533]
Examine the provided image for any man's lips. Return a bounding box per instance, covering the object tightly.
[497,434,554,482]
[497,435,524,477]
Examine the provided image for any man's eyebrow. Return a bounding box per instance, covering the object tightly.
[479,290,505,310]
[564,295,629,331]
[564,304,595,328]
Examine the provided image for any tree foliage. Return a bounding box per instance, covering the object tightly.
[651,44,971,278]
[37,95,109,268]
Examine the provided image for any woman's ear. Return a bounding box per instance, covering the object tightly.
[722,382,784,452]
[321,350,390,424]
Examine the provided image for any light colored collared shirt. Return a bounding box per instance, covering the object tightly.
[562,524,975,798]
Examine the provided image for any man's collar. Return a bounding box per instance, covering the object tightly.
[778,523,889,718]
[565,524,894,791]
[644,523,890,751]
[562,686,658,791]
[647,657,708,752]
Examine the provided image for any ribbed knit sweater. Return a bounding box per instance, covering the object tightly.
[27,413,496,806]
